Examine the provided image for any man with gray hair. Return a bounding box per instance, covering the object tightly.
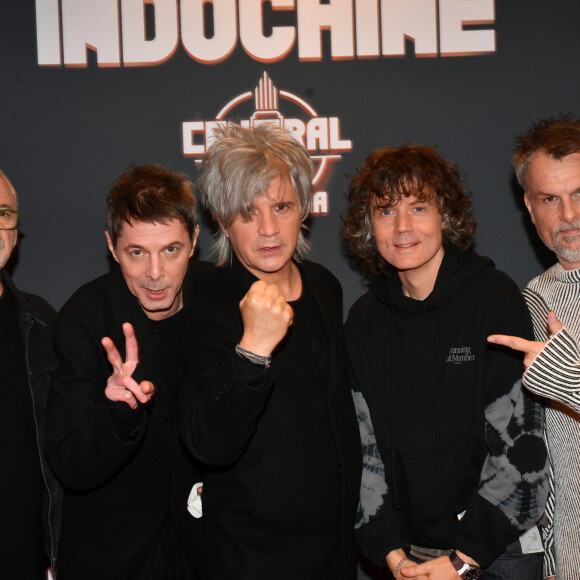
[180,123,361,579]
[0,170,60,577]
[488,114,580,579]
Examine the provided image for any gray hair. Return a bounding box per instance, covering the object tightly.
[513,113,580,190]
[199,123,314,266]
[0,170,18,206]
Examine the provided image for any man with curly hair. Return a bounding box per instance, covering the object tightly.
[344,145,548,579]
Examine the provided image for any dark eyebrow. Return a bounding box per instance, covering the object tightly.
[126,241,184,250]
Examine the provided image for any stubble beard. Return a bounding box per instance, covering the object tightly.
[547,221,580,266]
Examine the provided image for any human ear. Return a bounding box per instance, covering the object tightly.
[190,225,200,257]
[105,231,119,263]
[217,219,230,238]
[523,193,535,224]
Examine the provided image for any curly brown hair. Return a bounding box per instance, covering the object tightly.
[513,113,580,190]
[344,144,476,274]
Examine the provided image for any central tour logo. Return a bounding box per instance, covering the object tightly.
[182,72,353,215]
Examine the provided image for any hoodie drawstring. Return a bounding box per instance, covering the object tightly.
[390,303,402,509]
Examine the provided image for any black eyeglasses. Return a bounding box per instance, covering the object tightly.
[0,208,20,230]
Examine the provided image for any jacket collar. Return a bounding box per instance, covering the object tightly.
[1,270,48,327]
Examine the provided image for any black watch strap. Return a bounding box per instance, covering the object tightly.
[449,551,483,580]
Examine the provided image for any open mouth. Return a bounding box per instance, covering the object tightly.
[144,288,168,300]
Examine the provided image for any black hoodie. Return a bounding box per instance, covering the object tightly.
[346,245,548,568]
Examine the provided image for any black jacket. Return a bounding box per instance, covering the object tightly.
[45,263,207,579]
[2,271,61,573]
[346,246,548,568]
[180,258,361,579]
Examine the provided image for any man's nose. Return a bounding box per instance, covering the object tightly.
[147,255,164,280]
[560,197,580,223]
[258,211,279,237]
[394,212,411,233]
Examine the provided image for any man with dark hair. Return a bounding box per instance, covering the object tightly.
[179,124,361,579]
[344,145,548,579]
[488,113,580,579]
[46,164,205,578]
[0,170,60,578]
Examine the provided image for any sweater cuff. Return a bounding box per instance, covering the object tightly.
[455,494,520,568]
[106,399,146,442]
[541,523,556,578]
[354,511,411,568]
[234,353,273,390]
[542,544,556,578]
[523,327,580,410]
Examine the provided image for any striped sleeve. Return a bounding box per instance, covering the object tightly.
[524,328,580,414]
[522,288,551,342]
[541,455,556,578]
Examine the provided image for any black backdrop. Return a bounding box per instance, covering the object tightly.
[2,2,579,314]
[1,2,579,577]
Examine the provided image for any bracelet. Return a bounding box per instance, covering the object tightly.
[235,344,272,368]
[392,557,408,578]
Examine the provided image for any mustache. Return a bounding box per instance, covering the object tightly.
[555,221,580,234]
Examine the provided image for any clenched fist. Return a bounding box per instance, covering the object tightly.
[238,280,294,357]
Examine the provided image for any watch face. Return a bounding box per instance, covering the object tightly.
[449,552,483,580]
[462,569,483,580]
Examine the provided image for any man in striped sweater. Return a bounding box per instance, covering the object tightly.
[488,114,580,580]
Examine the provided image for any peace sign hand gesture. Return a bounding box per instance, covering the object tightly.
[102,322,155,409]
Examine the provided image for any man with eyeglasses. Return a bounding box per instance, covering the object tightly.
[0,169,61,578]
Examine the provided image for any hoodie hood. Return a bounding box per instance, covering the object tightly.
[371,244,495,313]
[366,243,496,513]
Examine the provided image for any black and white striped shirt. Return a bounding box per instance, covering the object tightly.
[523,263,580,580]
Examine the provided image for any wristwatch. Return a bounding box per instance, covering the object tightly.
[449,551,483,580]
